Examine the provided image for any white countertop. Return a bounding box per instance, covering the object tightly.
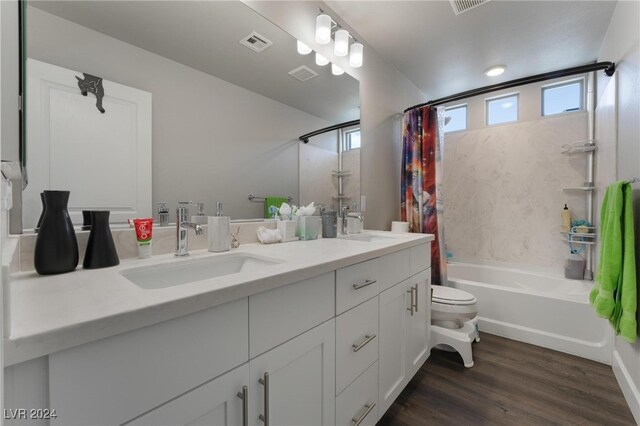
[5,231,433,366]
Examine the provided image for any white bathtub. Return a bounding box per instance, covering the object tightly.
[447,262,612,363]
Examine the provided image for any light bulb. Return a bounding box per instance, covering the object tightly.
[331,63,344,76]
[334,29,349,57]
[297,40,312,55]
[349,42,363,67]
[315,52,329,66]
[316,14,332,45]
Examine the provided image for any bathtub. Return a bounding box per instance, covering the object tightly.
[447,262,612,363]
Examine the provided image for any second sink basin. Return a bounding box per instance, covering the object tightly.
[121,253,283,290]
[341,233,399,243]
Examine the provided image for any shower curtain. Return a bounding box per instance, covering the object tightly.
[401,105,447,286]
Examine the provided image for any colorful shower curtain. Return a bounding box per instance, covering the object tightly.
[401,105,447,286]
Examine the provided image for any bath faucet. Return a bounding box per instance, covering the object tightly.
[341,206,350,234]
[176,202,204,256]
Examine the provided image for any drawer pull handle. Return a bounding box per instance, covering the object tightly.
[352,402,376,426]
[236,385,248,426]
[413,283,419,313]
[258,372,269,425]
[353,279,377,290]
[407,287,414,316]
[352,334,376,352]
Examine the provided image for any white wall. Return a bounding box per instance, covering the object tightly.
[442,78,591,274]
[598,1,640,422]
[243,0,425,230]
[27,7,332,220]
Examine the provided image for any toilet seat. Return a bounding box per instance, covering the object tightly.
[432,286,476,306]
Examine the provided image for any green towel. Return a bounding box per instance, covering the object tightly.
[264,196,289,219]
[590,181,637,343]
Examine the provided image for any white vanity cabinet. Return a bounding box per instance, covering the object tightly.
[249,320,336,426]
[128,364,250,426]
[378,269,431,415]
[6,239,433,426]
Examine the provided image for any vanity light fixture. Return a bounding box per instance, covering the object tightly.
[349,42,363,68]
[297,40,312,55]
[331,63,344,76]
[316,13,332,44]
[334,29,350,57]
[485,65,506,77]
[315,52,329,66]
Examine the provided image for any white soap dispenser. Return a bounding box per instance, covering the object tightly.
[208,202,231,252]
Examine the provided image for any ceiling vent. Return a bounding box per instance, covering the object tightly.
[288,65,318,82]
[239,31,273,53]
[450,0,490,15]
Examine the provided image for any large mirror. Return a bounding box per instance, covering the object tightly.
[22,0,359,228]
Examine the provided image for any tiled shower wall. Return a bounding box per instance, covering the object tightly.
[443,112,589,274]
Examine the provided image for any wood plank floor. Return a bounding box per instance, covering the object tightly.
[378,333,636,426]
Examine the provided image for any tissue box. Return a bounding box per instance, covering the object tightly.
[299,216,321,240]
[277,219,298,242]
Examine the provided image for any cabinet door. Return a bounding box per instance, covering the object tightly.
[129,364,250,426]
[406,270,431,376]
[249,320,335,426]
[378,280,411,415]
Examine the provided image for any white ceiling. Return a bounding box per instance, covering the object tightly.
[28,1,360,124]
[327,0,616,101]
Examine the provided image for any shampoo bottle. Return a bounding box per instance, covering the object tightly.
[561,204,572,233]
[208,201,231,252]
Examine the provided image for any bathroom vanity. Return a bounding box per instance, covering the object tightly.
[3,232,433,426]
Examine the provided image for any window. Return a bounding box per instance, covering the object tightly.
[444,104,467,133]
[344,128,361,151]
[542,79,584,116]
[486,93,518,126]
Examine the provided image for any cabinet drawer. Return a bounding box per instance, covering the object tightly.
[336,361,379,426]
[336,296,378,394]
[250,272,334,358]
[50,298,249,426]
[377,249,411,292]
[336,258,380,315]
[410,242,431,276]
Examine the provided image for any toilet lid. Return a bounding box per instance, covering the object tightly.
[432,286,476,305]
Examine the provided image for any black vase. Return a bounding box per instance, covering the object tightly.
[34,192,45,233]
[83,211,119,269]
[34,190,79,275]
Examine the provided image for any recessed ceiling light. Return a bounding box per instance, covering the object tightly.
[485,65,506,77]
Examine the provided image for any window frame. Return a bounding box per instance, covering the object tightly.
[444,103,468,133]
[343,127,361,151]
[541,78,585,117]
[485,92,519,126]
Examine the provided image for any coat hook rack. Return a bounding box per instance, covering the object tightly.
[76,73,106,113]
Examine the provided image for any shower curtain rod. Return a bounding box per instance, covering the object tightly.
[299,119,360,143]
[403,61,616,113]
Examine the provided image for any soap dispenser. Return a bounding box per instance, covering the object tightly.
[208,201,231,252]
[157,202,169,227]
[561,204,572,233]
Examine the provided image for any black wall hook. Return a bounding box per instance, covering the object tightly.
[76,73,105,113]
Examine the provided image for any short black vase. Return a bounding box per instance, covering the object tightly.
[34,190,79,275]
[83,210,119,269]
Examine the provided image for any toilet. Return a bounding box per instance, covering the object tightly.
[430,286,480,368]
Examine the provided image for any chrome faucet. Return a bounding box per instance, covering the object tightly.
[341,206,350,235]
[176,202,204,256]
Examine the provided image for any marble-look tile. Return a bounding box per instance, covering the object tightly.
[444,113,593,272]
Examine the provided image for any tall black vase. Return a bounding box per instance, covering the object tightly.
[34,190,79,275]
[34,192,45,233]
[83,211,119,269]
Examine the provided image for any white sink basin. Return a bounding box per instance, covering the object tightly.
[121,253,283,289]
[341,233,400,243]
